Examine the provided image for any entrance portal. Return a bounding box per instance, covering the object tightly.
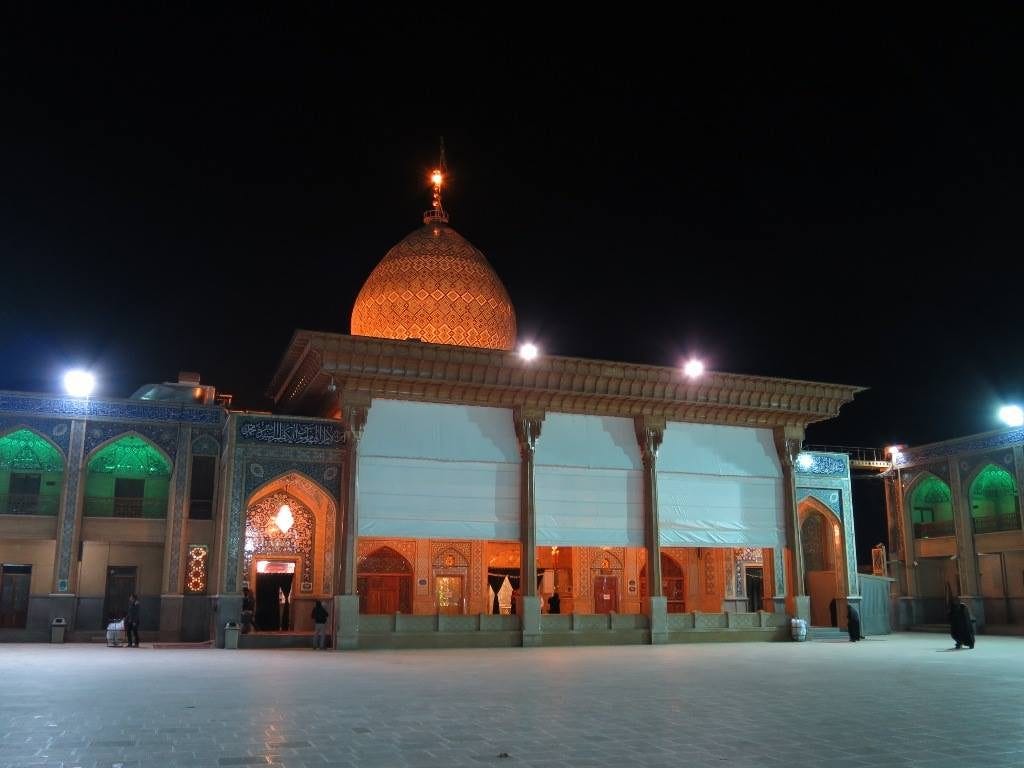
[801,509,840,627]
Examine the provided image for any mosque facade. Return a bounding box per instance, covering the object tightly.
[0,174,864,647]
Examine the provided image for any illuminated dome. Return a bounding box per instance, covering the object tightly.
[350,221,517,350]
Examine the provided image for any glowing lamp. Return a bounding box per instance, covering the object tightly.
[885,445,904,458]
[64,369,96,397]
[796,453,814,470]
[275,504,294,533]
[683,359,704,379]
[999,405,1024,427]
[519,342,539,361]
[431,170,443,185]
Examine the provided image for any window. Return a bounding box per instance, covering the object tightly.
[189,456,215,520]
[113,478,145,518]
[7,473,41,514]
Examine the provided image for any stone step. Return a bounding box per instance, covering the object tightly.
[806,627,849,640]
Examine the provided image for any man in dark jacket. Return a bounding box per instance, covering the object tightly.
[312,599,329,650]
[125,594,140,648]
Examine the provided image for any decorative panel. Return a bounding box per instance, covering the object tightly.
[186,545,209,593]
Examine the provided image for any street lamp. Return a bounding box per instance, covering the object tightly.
[63,369,95,398]
[518,342,539,362]
[683,359,704,379]
[998,405,1024,428]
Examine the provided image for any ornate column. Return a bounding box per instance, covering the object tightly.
[211,415,239,648]
[773,426,808,620]
[160,425,192,641]
[635,416,666,643]
[886,466,917,628]
[334,392,369,651]
[1013,446,1024,531]
[514,407,543,646]
[949,457,984,627]
[51,418,86,626]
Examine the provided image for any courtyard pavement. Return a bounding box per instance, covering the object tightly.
[1,633,1022,768]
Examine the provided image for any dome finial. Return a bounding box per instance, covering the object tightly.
[423,137,449,225]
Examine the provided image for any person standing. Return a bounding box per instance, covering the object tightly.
[950,601,975,649]
[124,594,140,648]
[241,587,255,634]
[548,592,561,614]
[846,604,865,641]
[312,599,329,650]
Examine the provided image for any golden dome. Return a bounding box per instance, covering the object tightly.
[351,222,517,350]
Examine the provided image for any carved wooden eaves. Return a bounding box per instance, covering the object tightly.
[269,331,864,430]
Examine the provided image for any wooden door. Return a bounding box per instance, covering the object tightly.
[0,565,31,628]
[104,566,137,623]
[361,576,401,614]
[593,575,618,614]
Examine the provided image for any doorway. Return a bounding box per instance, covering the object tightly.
[0,564,31,628]
[594,575,618,614]
[104,566,137,623]
[435,575,464,615]
[357,546,413,614]
[801,510,840,627]
[255,564,295,631]
[745,566,764,612]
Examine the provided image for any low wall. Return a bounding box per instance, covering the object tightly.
[353,611,788,649]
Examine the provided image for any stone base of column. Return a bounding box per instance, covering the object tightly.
[768,596,787,616]
[213,594,242,649]
[334,595,360,651]
[794,595,811,623]
[159,594,183,641]
[829,595,862,630]
[896,596,918,629]
[520,596,541,647]
[647,596,667,644]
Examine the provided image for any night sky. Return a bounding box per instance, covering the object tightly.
[3,9,1023,554]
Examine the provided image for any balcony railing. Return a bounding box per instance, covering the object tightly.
[83,496,168,519]
[913,520,955,539]
[0,493,60,516]
[972,513,1022,535]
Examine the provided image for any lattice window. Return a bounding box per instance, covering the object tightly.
[185,545,208,593]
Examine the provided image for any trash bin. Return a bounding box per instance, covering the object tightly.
[51,617,67,644]
[224,621,240,650]
[790,618,808,642]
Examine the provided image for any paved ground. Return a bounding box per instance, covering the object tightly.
[1,633,1022,768]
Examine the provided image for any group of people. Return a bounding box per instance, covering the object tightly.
[240,587,330,649]
[845,600,975,650]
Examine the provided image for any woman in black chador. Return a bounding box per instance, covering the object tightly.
[949,601,975,649]
[846,604,865,642]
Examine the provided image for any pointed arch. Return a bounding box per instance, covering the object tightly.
[906,472,954,537]
[243,471,337,596]
[968,463,1020,532]
[433,546,469,569]
[0,426,66,469]
[590,548,623,571]
[0,427,65,516]
[86,432,172,475]
[798,496,847,627]
[84,433,171,518]
[357,546,413,614]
